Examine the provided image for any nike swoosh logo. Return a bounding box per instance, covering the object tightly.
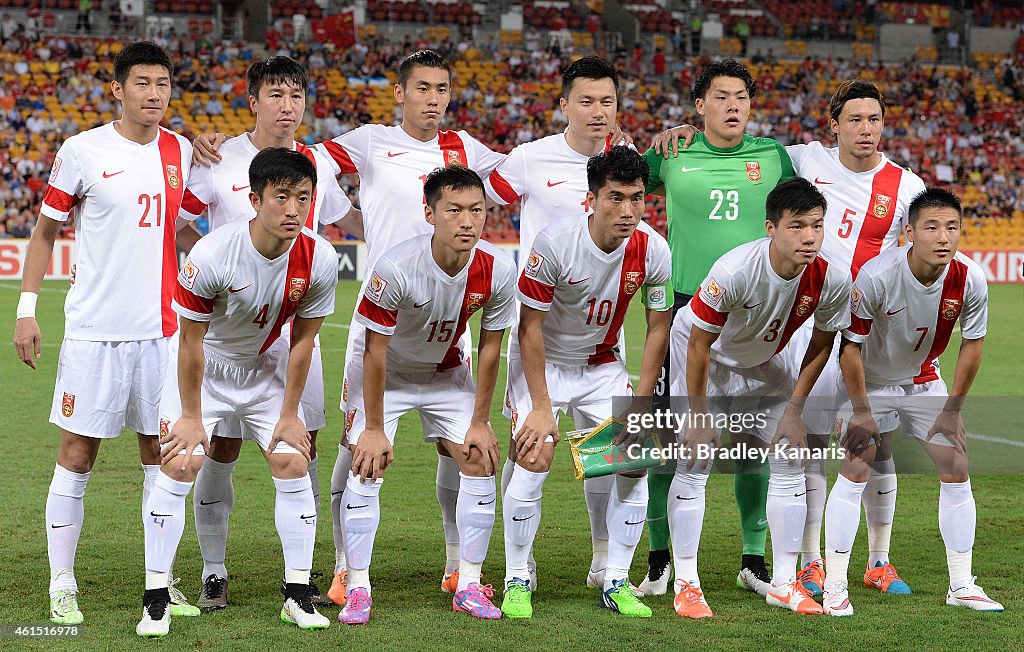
[757,519,769,526]
[625,519,646,526]
[547,179,567,187]
[299,513,316,520]
[103,170,125,178]
[886,306,907,316]
[877,488,896,495]
[346,504,369,510]
[150,511,172,517]
[795,490,808,497]
[511,514,535,521]
[680,166,703,173]
[50,523,73,529]
[814,177,832,185]
[743,301,764,309]
[228,285,251,294]
[676,495,697,501]
[387,151,409,157]
[868,577,884,588]
[199,500,222,505]
[834,549,851,554]
[331,490,344,496]
[232,184,250,192]
[567,278,589,286]
[413,299,433,308]
[478,498,496,506]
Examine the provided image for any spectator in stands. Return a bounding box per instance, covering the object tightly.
[76,0,92,34]
[1,14,19,44]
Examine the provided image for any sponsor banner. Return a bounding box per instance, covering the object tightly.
[961,250,1024,284]
[332,243,362,281]
[0,240,77,279]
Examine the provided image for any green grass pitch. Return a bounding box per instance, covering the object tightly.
[1,279,1021,651]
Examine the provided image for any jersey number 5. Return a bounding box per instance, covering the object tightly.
[709,189,739,221]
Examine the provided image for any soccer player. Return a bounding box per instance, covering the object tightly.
[12,41,193,625]
[137,148,338,637]
[503,146,672,619]
[822,189,1003,615]
[640,59,795,597]
[176,56,359,611]
[668,178,851,618]
[337,166,516,624]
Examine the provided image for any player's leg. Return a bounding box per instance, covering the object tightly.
[328,325,361,604]
[298,342,332,606]
[667,440,714,619]
[861,431,912,593]
[192,432,241,611]
[733,430,771,592]
[436,442,463,592]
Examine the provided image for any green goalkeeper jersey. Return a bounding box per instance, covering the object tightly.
[644,133,794,295]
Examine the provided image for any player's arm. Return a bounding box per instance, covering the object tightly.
[335,206,364,240]
[616,306,672,449]
[837,337,881,455]
[775,327,836,450]
[352,329,394,481]
[191,132,229,166]
[681,324,722,469]
[462,327,506,475]
[161,316,210,470]
[928,336,984,453]
[516,305,558,463]
[267,315,324,460]
[13,215,61,368]
[175,218,203,253]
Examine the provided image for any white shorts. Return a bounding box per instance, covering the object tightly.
[784,322,843,436]
[50,337,169,438]
[159,337,302,455]
[506,357,632,441]
[343,357,477,446]
[836,378,953,448]
[299,343,327,432]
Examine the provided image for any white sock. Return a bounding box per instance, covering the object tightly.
[503,464,547,584]
[767,456,807,586]
[456,474,496,591]
[308,456,320,520]
[146,570,170,591]
[604,474,648,588]
[342,472,382,590]
[285,568,311,586]
[584,475,613,573]
[437,453,462,574]
[500,457,515,499]
[47,464,90,594]
[330,444,352,574]
[824,474,867,586]
[939,479,976,589]
[801,457,826,566]
[193,457,236,581]
[863,459,897,568]
[144,472,192,576]
[273,476,316,579]
[141,464,159,514]
[669,469,708,586]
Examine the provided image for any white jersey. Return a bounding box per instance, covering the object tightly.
[41,123,192,341]
[684,238,852,369]
[355,235,517,373]
[788,142,926,278]
[517,218,672,366]
[172,221,338,359]
[179,133,352,231]
[316,124,506,270]
[843,246,988,386]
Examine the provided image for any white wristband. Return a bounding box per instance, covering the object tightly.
[17,292,38,319]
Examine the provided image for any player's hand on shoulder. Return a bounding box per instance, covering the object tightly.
[269,414,312,460]
[161,416,209,469]
[192,132,227,166]
[928,409,967,453]
[351,428,393,481]
[842,410,881,458]
[13,317,41,369]
[651,124,699,158]
[515,408,559,464]
[609,123,634,148]
[462,420,500,476]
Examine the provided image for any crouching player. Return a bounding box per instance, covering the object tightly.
[822,188,1003,615]
[338,166,517,624]
[137,148,339,636]
[668,178,851,618]
[503,146,672,619]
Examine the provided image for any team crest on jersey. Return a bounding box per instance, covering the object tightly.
[873,193,892,218]
[525,250,544,279]
[49,156,62,183]
[159,417,170,438]
[466,292,486,314]
[345,408,357,434]
[166,164,180,190]
[288,278,308,302]
[700,277,725,307]
[745,161,762,182]
[510,409,518,434]
[342,378,349,403]
[941,298,962,320]
[796,295,815,316]
[366,272,388,302]
[624,271,642,295]
[179,258,199,290]
[61,392,75,418]
[850,287,863,313]
[445,149,464,167]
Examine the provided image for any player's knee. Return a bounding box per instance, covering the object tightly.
[160,456,203,483]
[57,431,100,473]
[458,449,490,477]
[137,433,161,465]
[268,453,309,479]
[839,453,873,483]
[516,444,554,474]
[208,436,242,464]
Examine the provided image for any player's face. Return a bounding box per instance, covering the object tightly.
[395,65,451,135]
[250,179,314,240]
[560,77,618,142]
[588,179,646,240]
[831,98,883,160]
[906,207,961,267]
[767,207,825,266]
[251,80,306,140]
[425,186,486,253]
[111,64,171,127]
[695,76,750,143]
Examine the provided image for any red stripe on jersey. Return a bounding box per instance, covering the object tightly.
[848,314,872,336]
[518,273,554,305]
[774,256,829,356]
[690,293,728,327]
[488,169,520,203]
[158,130,186,337]
[174,284,214,315]
[357,296,398,329]
[438,249,495,371]
[603,133,614,152]
[851,163,903,279]
[295,143,319,230]
[42,184,80,213]
[589,229,648,365]
[438,130,468,168]
[259,232,317,354]
[321,140,358,174]
[914,259,967,384]
[180,188,207,216]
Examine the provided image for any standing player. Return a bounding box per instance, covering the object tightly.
[822,189,1002,615]
[337,167,516,624]
[176,56,359,610]
[667,178,851,618]
[137,148,338,637]
[12,42,193,625]
[502,147,672,619]
[639,59,795,597]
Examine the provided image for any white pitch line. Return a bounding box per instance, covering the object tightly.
[968,432,1024,449]
[0,282,65,293]
[320,322,350,330]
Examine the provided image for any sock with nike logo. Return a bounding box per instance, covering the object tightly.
[456,473,496,591]
[194,456,236,581]
[438,453,462,575]
[342,472,382,590]
[46,464,90,594]
[939,480,976,589]
[273,476,316,586]
[669,467,710,586]
[605,474,649,589]
[824,474,867,586]
[767,455,807,586]
[330,444,352,574]
[584,475,613,576]
[863,456,897,568]
[144,472,193,579]
[800,456,826,566]
[503,464,547,584]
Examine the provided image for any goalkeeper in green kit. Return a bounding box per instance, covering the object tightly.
[637,59,794,599]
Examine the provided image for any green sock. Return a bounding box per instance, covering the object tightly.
[734,462,769,556]
[645,473,673,551]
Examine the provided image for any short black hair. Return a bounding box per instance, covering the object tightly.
[423,165,485,210]
[397,49,452,87]
[908,188,962,225]
[586,146,649,194]
[113,41,173,86]
[765,178,827,225]
[561,56,618,98]
[828,78,886,122]
[249,147,317,198]
[691,58,756,101]
[247,56,308,99]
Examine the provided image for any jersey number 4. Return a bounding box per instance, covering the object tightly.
[708,189,739,221]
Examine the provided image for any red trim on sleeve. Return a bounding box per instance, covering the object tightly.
[320,140,358,174]
[259,233,317,354]
[437,249,495,371]
[295,143,320,230]
[774,256,829,355]
[357,296,398,329]
[180,189,207,216]
[848,315,873,336]
[851,163,903,279]
[158,130,186,337]
[42,185,79,213]
[914,259,967,383]
[690,293,728,327]
[518,273,554,305]
[488,169,520,203]
[438,130,468,168]
[174,284,214,315]
[588,229,648,365]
